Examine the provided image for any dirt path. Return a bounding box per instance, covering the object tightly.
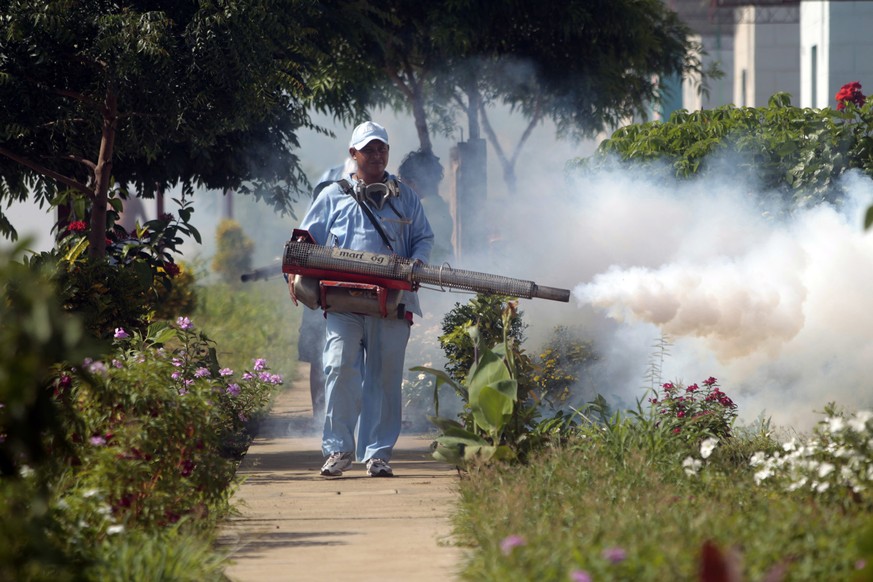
[219,364,465,581]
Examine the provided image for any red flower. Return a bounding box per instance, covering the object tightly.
[67,220,87,233]
[702,377,717,386]
[163,262,181,278]
[836,81,866,111]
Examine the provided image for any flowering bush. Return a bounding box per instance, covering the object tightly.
[750,404,873,508]
[52,316,282,531]
[836,81,866,111]
[24,198,200,339]
[649,377,738,440]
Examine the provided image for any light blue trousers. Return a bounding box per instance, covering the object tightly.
[321,312,411,462]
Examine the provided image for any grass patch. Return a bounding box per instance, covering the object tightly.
[452,427,869,581]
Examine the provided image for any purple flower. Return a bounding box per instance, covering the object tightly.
[242,372,254,380]
[219,367,233,377]
[500,535,526,556]
[569,571,592,582]
[172,358,183,367]
[88,361,107,374]
[176,316,193,330]
[226,383,241,396]
[171,371,182,380]
[269,373,283,384]
[112,359,123,369]
[90,435,107,446]
[113,327,129,339]
[178,387,189,396]
[602,546,627,564]
[253,358,267,371]
[194,367,210,378]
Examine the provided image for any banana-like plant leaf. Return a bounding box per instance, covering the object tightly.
[471,382,516,435]
[411,365,467,398]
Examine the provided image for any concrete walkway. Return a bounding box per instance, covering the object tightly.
[219,364,465,581]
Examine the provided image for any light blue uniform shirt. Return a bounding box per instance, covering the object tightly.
[298,172,435,316]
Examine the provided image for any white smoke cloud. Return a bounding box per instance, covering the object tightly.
[540,167,873,431]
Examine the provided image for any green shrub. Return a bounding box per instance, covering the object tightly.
[530,325,597,406]
[211,219,254,284]
[574,92,873,210]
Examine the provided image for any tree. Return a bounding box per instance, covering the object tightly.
[356,1,704,194]
[574,92,873,210]
[0,0,371,257]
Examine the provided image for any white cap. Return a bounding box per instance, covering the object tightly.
[349,121,389,150]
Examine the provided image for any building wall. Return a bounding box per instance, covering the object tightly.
[733,6,800,108]
[800,2,829,108]
[682,33,735,113]
[802,1,873,109]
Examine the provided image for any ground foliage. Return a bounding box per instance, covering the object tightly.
[0,244,291,580]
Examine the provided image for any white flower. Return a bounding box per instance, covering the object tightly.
[700,437,719,460]
[815,481,830,493]
[849,410,873,432]
[82,488,100,498]
[783,438,797,453]
[19,465,34,478]
[818,462,835,479]
[749,451,767,467]
[106,525,125,535]
[754,467,773,485]
[682,456,702,476]
[827,417,845,434]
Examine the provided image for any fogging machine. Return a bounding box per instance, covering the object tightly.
[245,229,570,319]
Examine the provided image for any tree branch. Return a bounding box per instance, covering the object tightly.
[0,147,93,197]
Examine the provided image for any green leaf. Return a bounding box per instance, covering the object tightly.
[866,205,873,231]
[470,383,516,435]
[411,366,465,397]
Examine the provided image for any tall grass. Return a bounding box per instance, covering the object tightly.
[194,278,301,388]
[452,414,872,581]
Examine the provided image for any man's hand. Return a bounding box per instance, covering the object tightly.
[287,276,299,306]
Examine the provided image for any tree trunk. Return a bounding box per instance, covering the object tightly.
[411,90,432,154]
[89,88,118,259]
[466,80,480,141]
[479,101,542,197]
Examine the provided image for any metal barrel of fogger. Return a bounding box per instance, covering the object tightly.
[283,240,571,303]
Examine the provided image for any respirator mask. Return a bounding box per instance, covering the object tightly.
[352,179,399,210]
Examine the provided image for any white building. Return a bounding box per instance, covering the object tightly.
[800,1,873,109]
[670,0,873,112]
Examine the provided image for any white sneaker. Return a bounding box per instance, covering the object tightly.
[366,458,393,477]
[320,451,353,476]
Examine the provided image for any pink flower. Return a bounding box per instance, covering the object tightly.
[113,327,129,339]
[570,571,592,582]
[602,546,627,564]
[500,534,526,556]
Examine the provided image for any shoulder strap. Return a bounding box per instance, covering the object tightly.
[338,179,395,252]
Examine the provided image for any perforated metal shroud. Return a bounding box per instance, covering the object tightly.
[282,240,548,299]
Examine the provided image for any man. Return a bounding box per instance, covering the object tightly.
[297,158,357,427]
[290,121,434,477]
[398,149,454,264]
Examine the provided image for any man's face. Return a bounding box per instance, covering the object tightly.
[350,140,389,184]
